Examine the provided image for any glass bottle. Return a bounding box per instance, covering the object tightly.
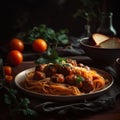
[72,24,91,48]
[96,12,117,36]
[80,24,91,39]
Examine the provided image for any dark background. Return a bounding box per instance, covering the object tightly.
[0,0,120,43]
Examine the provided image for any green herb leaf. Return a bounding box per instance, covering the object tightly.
[22,108,37,116]
[19,24,69,46]
[35,47,67,65]
[3,87,37,116]
[20,98,30,107]
[4,94,11,104]
[76,76,85,84]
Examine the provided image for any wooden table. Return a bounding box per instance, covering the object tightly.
[1,60,120,120]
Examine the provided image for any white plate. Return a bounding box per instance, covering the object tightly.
[14,67,114,102]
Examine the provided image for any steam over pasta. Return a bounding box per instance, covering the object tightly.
[20,59,108,96]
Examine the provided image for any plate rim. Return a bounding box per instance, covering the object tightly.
[14,67,114,102]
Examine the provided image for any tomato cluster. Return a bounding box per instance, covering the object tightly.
[7,38,48,66]
[7,38,24,66]
[3,65,13,83]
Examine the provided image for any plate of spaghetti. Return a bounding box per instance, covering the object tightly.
[15,58,114,102]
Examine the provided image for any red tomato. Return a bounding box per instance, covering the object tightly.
[7,50,23,66]
[3,66,12,75]
[32,38,47,52]
[9,38,24,52]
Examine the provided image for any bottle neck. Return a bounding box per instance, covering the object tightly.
[84,24,91,36]
[96,12,117,36]
[100,13,113,27]
[80,24,91,39]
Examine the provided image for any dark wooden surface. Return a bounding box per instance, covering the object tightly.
[1,60,120,120]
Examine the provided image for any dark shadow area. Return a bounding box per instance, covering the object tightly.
[0,0,120,44]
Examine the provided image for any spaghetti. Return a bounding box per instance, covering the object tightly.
[20,59,108,96]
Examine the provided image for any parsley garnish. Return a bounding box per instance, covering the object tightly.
[35,47,66,65]
[76,76,85,84]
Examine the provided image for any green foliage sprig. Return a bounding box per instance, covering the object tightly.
[3,87,37,117]
[73,0,101,24]
[35,47,66,65]
[20,24,69,46]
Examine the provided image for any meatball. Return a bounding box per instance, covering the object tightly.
[65,59,77,66]
[65,74,77,85]
[81,79,94,93]
[35,64,47,72]
[44,64,57,77]
[33,71,46,80]
[58,64,74,76]
[51,74,65,83]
